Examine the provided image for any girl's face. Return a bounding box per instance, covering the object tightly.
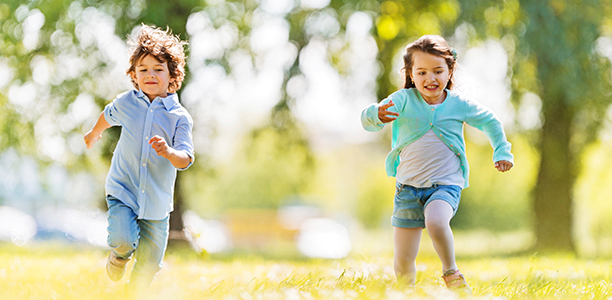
[131,54,171,101]
[410,51,452,104]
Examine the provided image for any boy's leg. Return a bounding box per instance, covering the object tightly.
[424,200,457,273]
[129,216,169,287]
[106,196,139,281]
[393,226,422,285]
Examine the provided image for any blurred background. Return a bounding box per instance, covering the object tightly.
[1,0,612,259]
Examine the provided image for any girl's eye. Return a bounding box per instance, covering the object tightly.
[418,72,425,75]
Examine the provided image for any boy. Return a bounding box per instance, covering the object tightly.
[84,24,194,287]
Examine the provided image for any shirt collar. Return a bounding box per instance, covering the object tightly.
[136,89,179,110]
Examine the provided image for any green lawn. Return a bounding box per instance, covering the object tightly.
[0,242,610,300]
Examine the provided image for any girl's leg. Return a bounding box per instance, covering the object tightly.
[424,200,457,273]
[393,226,423,285]
[129,217,169,287]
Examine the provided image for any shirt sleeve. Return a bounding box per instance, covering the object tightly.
[103,96,123,126]
[172,113,195,171]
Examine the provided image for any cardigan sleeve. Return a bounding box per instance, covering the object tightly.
[360,90,406,132]
[463,99,514,164]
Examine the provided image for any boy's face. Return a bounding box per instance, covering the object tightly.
[131,54,171,101]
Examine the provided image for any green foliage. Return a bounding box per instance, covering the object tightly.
[188,124,315,213]
[355,165,395,229]
[453,132,536,232]
[574,141,612,256]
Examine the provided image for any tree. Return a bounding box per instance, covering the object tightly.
[459,0,612,252]
[516,1,611,252]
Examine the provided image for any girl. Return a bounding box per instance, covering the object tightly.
[360,35,513,291]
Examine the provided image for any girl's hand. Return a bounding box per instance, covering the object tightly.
[378,101,399,123]
[495,160,513,172]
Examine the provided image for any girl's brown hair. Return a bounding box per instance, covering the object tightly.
[126,24,188,93]
[401,35,457,90]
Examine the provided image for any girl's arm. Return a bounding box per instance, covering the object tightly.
[361,93,403,132]
[84,112,112,149]
[463,101,514,170]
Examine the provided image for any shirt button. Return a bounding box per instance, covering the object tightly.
[431,108,434,111]
[141,190,145,193]
[150,109,153,113]
[142,163,146,167]
[430,123,433,126]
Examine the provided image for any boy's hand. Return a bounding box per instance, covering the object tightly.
[378,101,399,123]
[495,160,513,172]
[149,135,192,169]
[149,135,172,158]
[84,130,102,149]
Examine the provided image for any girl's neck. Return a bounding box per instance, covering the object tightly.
[423,90,447,105]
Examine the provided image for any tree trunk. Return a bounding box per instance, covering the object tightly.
[533,99,576,253]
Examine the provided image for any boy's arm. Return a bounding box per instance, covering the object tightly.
[149,136,192,169]
[84,112,112,149]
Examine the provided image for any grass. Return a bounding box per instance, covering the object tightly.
[1,241,611,300]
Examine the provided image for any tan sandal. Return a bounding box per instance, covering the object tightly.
[442,269,472,293]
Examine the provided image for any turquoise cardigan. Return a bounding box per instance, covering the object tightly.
[361,88,514,188]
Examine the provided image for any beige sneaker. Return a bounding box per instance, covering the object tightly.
[442,269,472,293]
[106,251,129,281]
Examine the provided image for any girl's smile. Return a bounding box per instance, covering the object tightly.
[410,51,452,105]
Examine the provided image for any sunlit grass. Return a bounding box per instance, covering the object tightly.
[1,241,611,300]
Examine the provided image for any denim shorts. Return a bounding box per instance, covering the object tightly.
[391,182,462,228]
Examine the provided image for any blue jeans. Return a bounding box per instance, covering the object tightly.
[391,183,462,228]
[106,195,169,285]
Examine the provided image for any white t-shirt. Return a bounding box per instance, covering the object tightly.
[396,128,464,188]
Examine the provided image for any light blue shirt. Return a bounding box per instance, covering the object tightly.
[361,88,513,188]
[104,90,194,220]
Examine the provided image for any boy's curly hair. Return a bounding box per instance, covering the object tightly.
[126,24,188,93]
